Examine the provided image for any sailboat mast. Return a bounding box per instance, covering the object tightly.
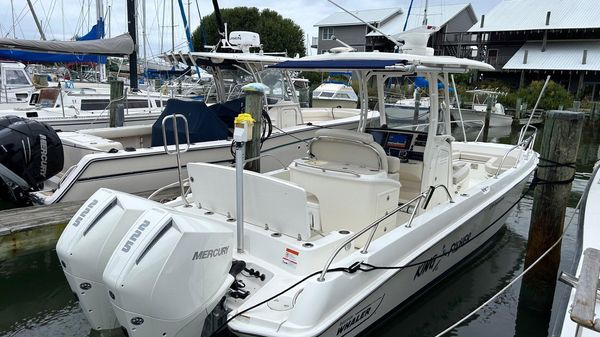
[171,0,175,51]
[96,0,107,82]
[142,0,147,73]
[26,0,46,40]
[10,0,15,38]
[422,0,429,25]
[127,0,139,91]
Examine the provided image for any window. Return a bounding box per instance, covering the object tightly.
[4,69,30,86]
[334,93,350,99]
[320,92,334,98]
[322,27,334,40]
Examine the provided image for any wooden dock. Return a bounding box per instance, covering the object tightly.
[0,188,181,261]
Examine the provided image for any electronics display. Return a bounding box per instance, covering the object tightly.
[367,128,427,161]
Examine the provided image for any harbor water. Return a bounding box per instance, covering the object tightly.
[1,123,599,337]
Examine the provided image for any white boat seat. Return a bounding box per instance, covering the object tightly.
[310,129,393,173]
[452,161,470,184]
[485,156,518,176]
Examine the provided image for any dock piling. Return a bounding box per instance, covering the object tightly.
[413,90,421,125]
[515,110,584,336]
[242,83,268,172]
[109,80,124,127]
[482,99,492,142]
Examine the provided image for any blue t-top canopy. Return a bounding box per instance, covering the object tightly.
[269,59,407,70]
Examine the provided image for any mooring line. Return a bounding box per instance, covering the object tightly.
[433,195,583,337]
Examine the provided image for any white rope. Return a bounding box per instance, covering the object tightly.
[434,196,583,337]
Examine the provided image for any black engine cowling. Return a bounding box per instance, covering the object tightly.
[0,116,63,203]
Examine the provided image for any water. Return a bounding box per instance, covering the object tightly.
[1,123,598,337]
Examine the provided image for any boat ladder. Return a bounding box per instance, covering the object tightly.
[559,248,600,333]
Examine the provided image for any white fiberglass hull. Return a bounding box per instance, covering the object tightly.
[0,109,163,131]
[385,104,429,124]
[451,109,513,127]
[312,98,357,109]
[33,117,363,204]
[228,143,537,337]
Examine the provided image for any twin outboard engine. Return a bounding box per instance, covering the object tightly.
[103,206,233,337]
[0,116,63,203]
[56,189,155,330]
[57,188,234,337]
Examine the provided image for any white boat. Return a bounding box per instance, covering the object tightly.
[312,74,358,109]
[56,47,539,337]
[0,86,168,131]
[451,89,513,127]
[0,61,35,108]
[23,50,367,205]
[555,159,600,337]
[385,89,431,123]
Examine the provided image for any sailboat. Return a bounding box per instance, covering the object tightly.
[56,28,538,337]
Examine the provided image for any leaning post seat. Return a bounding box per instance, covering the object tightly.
[289,129,401,247]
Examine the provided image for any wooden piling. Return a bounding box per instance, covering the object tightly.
[515,97,522,120]
[525,110,584,272]
[109,80,124,127]
[515,110,584,337]
[241,83,268,172]
[413,90,421,125]
[482,99,492,142]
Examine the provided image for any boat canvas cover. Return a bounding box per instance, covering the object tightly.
[0,33,133,60]
[0,19,112,64]
[151,98,243,147]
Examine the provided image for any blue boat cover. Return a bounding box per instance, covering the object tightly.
[151,98,245,147]
[0,19,106,64]
[269,59,406,70]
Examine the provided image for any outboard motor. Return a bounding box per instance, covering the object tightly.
[56,189,158,330]
[103,206,234,337]
[0,116,63,203]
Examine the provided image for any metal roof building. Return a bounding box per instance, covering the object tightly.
[465,0,600,97]
[468,0,600,32]
[312,3,477,56]
[314,8,403,28]
[503,41,600,72]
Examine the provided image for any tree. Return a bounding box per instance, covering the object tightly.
[192,7,305,57]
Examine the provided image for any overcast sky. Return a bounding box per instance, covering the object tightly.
[0,0,501,59]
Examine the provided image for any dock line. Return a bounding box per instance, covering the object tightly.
[433,195,582,337]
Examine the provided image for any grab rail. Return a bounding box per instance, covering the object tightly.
[494,130,537,178]
[309,135,384,171]
[317,183,456,281]
[161,113,191,207]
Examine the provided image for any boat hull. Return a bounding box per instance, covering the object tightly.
[451,108,513,127]
[318,175,529,337]
[312,98,357,109]
[34,118,361,204]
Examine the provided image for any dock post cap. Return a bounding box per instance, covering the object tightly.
[546,110,585,120]
[242,83,269,94]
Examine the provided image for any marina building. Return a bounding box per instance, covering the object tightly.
[312,4,477,56]
[467,0,600,97]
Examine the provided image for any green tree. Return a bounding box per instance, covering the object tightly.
[192,7,305,57]
[498,80,572,110]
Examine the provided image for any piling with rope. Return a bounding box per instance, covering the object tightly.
[514,110,584,336]
[241,83,268,173]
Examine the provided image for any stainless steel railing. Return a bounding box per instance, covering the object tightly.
[317,184,454,282]
[161,113,191,207]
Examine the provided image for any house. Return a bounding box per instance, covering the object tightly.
[312,8,403,54]
[467,0,600,96]
[312,4,477,56]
